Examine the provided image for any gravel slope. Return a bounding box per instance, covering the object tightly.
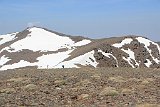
[0,68,160,107]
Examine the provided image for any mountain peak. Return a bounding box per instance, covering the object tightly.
[26,26,44,31]
[0,28,160,70]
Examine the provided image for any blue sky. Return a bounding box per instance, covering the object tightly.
[0,0,160,41]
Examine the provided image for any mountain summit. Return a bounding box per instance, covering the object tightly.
[0,27,160,70]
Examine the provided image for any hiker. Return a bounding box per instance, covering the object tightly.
[62,65,64,68]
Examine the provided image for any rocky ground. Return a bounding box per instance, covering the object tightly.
[0,67,160,107]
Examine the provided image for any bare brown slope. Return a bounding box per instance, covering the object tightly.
[0,28,73,65]
[65,36,160,68]
[65,36,137,61]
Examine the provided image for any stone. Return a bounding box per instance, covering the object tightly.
[54,80,66,86]
[99,87,119,96]
[141,80,150,85]
[0,88,16,94]
[108,76,125,83]
[121,88,133,94]
[136,103,160,107]
[23,84,37,91]
[78,94,89,100]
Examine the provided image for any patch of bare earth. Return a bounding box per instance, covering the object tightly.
[0,68,160,107]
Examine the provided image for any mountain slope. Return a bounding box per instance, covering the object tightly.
[94,36,160,68]
[0,27,92,70]
[0,27,160,70]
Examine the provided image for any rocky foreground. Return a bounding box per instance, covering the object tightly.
[0,68,160,107]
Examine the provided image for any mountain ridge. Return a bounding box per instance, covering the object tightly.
[0,27,160,70]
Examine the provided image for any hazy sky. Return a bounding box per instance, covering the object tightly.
[0,0,160,41]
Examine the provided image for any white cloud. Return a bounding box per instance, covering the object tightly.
[27,22,40,27]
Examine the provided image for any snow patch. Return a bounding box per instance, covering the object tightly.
[136,37,160,64]
[36,50,73,69]
[121,48,139,67]
[122,56,135,68]
[0,55,11,66]
[6,27,75,52]
[73,39,91,46]
[0,60,35,71]
[144,59,152,67]
[55,51,98,68]
[0,32,18,45]
[98,50,118,67]
[112,38,133,48]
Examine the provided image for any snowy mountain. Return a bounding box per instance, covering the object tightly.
[0,27,160,70]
